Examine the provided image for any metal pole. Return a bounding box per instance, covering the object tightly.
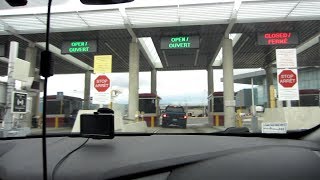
[286,100,292,107]
[265,65,274,108]
[318,89,320,107]
[251,78,256,116]
[270,85,276,108]
[251,77,258,132]
[83,71,91,110]
[3,41,18,130]
[151,69,157,95]
[109,90,113,109]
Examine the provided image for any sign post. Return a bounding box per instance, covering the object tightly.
[277,69,299,101]
[262,122,288,134]
[94,75,110,92]
[94,55,112,73]
[92,74,111,105]
[12,92,28,113]
[276,49,299,101]
[276,49,297,68]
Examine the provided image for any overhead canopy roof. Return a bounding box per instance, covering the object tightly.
[232,69,274,85]
[0,0,319,75]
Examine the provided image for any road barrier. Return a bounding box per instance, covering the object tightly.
[208,113,225,126]
[138,111,159,128]
[43,115,65,128]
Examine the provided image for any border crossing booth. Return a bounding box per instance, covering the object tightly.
[139,93,161,127]
[41,94,82,128]
[292,89,320,107]
[207,92,225,126]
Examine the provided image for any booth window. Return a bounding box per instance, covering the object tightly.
[214,97,224,112]
[46,101,64,114]
[139,99,156,113]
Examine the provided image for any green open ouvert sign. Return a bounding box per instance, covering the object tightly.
[61,40,97,54]
[160,36,200,49]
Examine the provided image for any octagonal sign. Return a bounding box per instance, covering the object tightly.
[278,70,297,88]
[94,75,110,92]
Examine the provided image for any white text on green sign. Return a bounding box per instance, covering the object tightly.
[160,36,199,49]
[61,40,97,54]
[169,37,191,48]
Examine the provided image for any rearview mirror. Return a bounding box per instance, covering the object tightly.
[80,0,134,5]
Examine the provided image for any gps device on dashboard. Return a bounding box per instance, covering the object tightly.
[80,108,115,139]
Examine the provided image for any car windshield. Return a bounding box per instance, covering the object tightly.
[0,0,319,138]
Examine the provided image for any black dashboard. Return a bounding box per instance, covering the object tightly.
[0,135,320,180]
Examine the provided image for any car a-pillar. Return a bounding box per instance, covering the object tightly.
[222,38,236,128]
[128,39,140,120]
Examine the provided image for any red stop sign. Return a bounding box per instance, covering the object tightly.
[278,70,297,88]
[94,75,110,92]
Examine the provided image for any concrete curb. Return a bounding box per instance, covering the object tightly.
[123,121,148,132]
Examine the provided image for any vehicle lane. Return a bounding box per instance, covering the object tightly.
[149,117,224,133]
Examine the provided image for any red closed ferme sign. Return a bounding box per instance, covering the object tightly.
[257,32,298,45]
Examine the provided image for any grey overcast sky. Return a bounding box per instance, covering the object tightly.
[47,69,260,105]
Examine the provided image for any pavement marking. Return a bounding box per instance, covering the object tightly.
[314,151,320,158]
[153,128,162,133]
[187,124,203,126]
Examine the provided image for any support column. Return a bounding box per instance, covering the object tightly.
[128,41,140,120]
[207,66,214,96]
[151,69,157,95]
[222,38,235,128]
[286,100,292,107]
[26,46,37,77]
[83,71,91,110]
[26,46,38,128]
[277,100,283,108]
[251,78,256,116]
[265,65,274,108]
[3,42,18,130]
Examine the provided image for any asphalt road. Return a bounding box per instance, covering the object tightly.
[29,118,224,135]
[31,127,72,134]
[148,117,224,134]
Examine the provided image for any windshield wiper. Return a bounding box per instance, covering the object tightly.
[220,127,250,134]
